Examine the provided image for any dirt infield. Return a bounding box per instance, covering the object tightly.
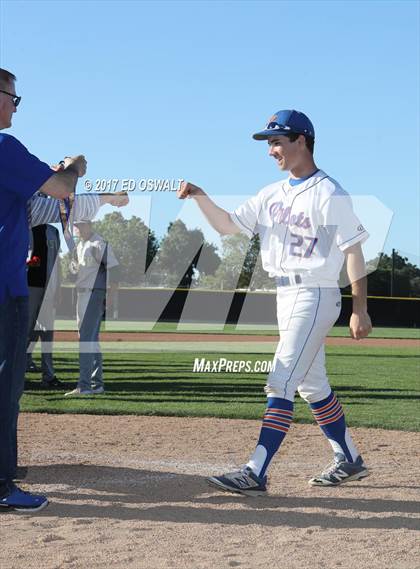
[3,414,419,569]
[54,331,419,348]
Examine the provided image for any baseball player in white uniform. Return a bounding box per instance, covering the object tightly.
[64,221,120,397]
[178,109,372,495]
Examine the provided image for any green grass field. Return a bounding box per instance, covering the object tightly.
[22,345,420,431]
[55,320,420,339]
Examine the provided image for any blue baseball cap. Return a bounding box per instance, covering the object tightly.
[252,109,315,140]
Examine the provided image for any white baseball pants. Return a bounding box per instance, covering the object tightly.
[265,286,342,403]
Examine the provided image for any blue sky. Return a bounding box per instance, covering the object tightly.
[1,0,419,263]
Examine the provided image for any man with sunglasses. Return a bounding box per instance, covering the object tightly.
[178,109,372,496]
[0,68,87,512]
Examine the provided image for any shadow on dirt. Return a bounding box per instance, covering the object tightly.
[23,464,420,530]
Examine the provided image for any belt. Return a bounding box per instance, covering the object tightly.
[275,274,302,287]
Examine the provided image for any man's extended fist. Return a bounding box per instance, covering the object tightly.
[177,181,204,199]
[99,192,130,208]
[107,192,129,207]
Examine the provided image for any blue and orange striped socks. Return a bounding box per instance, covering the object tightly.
[310,391,358,462]
[246,397,294,477]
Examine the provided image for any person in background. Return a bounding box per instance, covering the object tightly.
[65,221,119,397]
[26,223,63,387]
[25,192,129,388]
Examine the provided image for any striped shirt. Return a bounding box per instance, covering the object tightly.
[28,194,101,227]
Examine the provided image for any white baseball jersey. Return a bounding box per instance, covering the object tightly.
[231,169,368,286]
[75,233,119,290]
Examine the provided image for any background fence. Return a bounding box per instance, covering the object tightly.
[57,287,420,328]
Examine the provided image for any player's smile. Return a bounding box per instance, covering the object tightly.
[267,133,317,179]
[267,135,297,171]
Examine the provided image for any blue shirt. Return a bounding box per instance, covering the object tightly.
[0,134,54,303]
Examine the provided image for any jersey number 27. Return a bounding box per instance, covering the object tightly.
[289,233,318,258]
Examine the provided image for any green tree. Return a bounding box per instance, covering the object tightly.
[94,212,159,285]
[156,220,220,287]
[200,234,274,290]
[366,251,420,297]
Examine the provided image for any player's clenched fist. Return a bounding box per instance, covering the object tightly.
[106,193,129,207]
[177,181,205,199]
[349,311,373,341]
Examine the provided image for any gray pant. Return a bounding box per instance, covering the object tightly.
[27,286,55,381]
[76,289,106,390]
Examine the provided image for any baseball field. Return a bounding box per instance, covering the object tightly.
[3,326,419,569]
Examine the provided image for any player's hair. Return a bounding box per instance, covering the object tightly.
[286,132,315,155]
[0,68,16,89]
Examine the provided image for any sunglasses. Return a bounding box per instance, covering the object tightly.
[266,122,292,131]
[0,89,21,108]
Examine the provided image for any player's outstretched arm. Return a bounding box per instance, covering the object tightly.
[177,181,240,235]
[39,155,87,199]
[29,191,129,227]
[345,242,373,340]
